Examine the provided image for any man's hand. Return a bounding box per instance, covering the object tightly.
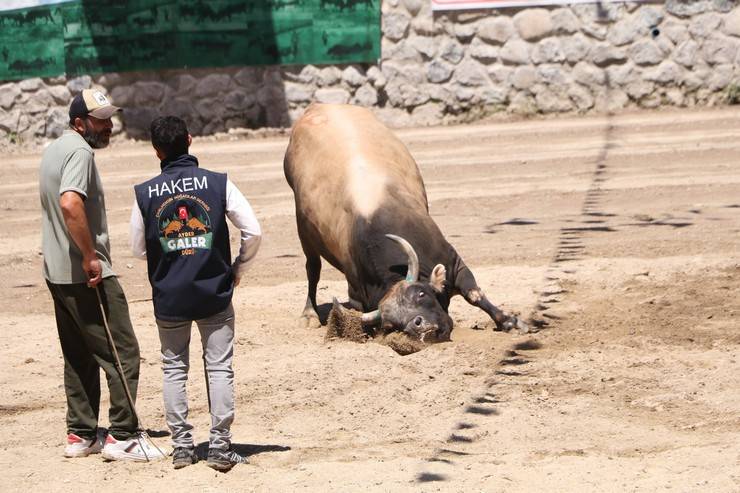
[84,255,102,287]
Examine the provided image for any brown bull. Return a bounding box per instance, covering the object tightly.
[284,103,525,342]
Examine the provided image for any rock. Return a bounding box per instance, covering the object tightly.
[477,17,514,45]
[643,60,682,84]
[194,99,221,122]
[367,66,386,89]
[568,84,594,111]
[573,61,605,86]
[454,59,490,86]
[689,12,722,38]
[629,39,665,65]
[317,66,342,87]
[352,84,378,106]
[535,87,573,113]
[512,65,537,90]
[202,119,225,135]
[173,74,197,94]
[342,66,366,87]
[411,102,444,125]
[562,33,592,63]
[407,35,438,59]
[440,40,465,64]
[385,80,430,107]
[48,85,72,105]
[594,88,629,112]
[454,23,476,42]
[160,97,192,118]
[625,80,654,100]
[636,6,665,30]
[591,43,627,67]
[133,81,167,106]
[481,85,509,105]
[283,83,313,104]
[674,39,699,67]
[665,88,685,106]
[606,62,636,85]
[19,78,44,92]
[513,9,553,41]
[500,39,530,65]
[427,59,454,83]
[225,89,256,110]
[383,38,422,62]
[661,19,689,44]
[0,83,21,110]
[666,0,711,18]
[573,2,621,24]
[531,37,564,64]
[508,92,537,115]
[195,74,230,98]
[536,64,571,88]
[314,88,351,105]
[487,65,513,87]
[234,68,261,87]
[402,0,424,15]
[702,34,738,64]
[372,106,412,128]
[608,19,641,46]
[122,107,158,138]
[551,8,580,34]
[682,65,709,91]
[383,12,411,41]
[724,7,740,36]
[45,108,68,138]
[582,23,608,40]
[110,86,134,107]
[707,64,733,90]
[66,76,92,94]
[469,38,499,63]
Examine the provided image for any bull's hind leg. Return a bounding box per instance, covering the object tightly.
[298,253,322,329]
[455,266,528,332]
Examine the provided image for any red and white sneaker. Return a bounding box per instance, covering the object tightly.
[101,433,166,462]
[64,432,104,458]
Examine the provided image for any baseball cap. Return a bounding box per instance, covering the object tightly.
[69,89,121,124]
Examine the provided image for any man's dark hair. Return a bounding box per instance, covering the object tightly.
[150,116,189,159]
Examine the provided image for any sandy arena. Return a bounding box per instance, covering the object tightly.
[1,107,738,492]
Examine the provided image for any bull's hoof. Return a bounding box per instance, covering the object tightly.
[298,314,322,329]
[499,316,529,334]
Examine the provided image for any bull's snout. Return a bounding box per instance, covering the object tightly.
[403,315,453,343]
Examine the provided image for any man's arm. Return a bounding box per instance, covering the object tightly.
[60,191,102,286]
[129,198,147,260]
[226,179,261,287]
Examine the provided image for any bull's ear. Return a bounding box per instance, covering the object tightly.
[430,264,446,292]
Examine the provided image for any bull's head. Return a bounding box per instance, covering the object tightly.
[361,234,454,342]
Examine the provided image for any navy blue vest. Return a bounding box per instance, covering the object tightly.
[134,154,233,321]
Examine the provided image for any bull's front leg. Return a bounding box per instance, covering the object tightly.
[455,266,528,333]
[299,255,322,328]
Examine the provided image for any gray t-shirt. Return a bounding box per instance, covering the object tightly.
[39,130,115,284]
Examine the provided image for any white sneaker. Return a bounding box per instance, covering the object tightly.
[64,432,104,458]
[101,433,167,462]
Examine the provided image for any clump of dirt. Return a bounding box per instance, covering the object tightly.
[326,303,427,355]
[326,303,368,343]
[378,332,427,355]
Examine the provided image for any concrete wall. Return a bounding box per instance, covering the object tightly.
[1,0,739,144]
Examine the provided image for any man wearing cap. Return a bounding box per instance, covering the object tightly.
[39,89,161,461]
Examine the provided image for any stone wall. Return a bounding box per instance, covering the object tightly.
[1,0,739,144]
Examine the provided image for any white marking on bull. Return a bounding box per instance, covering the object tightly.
[348,155,386,218]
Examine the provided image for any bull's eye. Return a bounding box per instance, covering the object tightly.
[414,316,423,327]
[418,292,425,298]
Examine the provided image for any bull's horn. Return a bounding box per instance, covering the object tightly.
[361,309,381,325]
[386,234,419,282]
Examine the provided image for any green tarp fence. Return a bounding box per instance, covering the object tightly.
[0,0,380,82]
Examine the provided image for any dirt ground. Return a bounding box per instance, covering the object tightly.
[1,107,738,492]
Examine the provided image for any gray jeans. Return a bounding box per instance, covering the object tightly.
[157,304,235,450]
